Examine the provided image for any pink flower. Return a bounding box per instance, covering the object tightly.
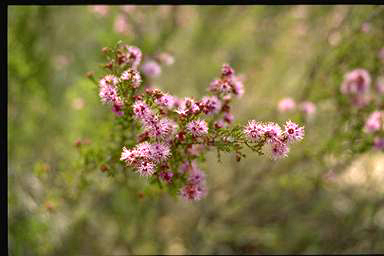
[208,79,232,94]
[155,94,176,109]
[176,97,200,117]
[136,142,153,160]
[340,69,371,95]
[186,119,209,137]
[232,76,245,98]
[121,68,142,88]
[120,147,137,165]
[364,111,383,133]
[114,15,129,34]
[214,119,226,129]
[112,99,124,116]
[141,60,161,78]
[299,101,316,118]
[350,94,371,108]
[187,168,206,185]
[179,160,195,174]
[361,22,371,33]
[223,112,234,124]
[150,143,171,163]
[283,120,304,143]
[180,183,206,201]
[99,84,118,104]
[146,118,177,140]
[278,98,296,112]
[373,137,384,150]
[263,140,290,160]
[100,75,119,87]
[200,96,222,115]
[132,100,156,124]
[221,63,235,78]
[137,161,156,176]
[159,171,174,183]
[263,122,282,144]
[244,120,264,141]
[125,46,142,68]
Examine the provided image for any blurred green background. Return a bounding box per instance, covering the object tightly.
[8,5,384,255]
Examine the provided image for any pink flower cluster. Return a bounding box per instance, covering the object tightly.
[244,120,304,160]
[340,68,384,151]
[340,69,371,108]
[93,44,305,201]
[120,142,171,176]
[208,64,245,98]
[179,161,207,201]
[99,75,124,116]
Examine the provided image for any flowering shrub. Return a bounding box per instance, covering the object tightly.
[338,68,384,151]
[88,42,305,201]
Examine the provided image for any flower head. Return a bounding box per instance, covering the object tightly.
[340,69,371,95]
[137,161,156,176]
[141,60,161,78]
[263,140,290,160]
[283,120,304,143]
[112,98,124,116]
[200,96,222,115]
[121,68,142,88]
[99,84,118,104]
[244,120,264,142]
[150,143,171,163]
[155,94,177,109]
[263,122,282,143]
[125,46,142,68]
[186,119,208,137]
[180,183,207,201]
[159,171,174,183]
[364,111,383,133]
[187,168,206,185]
[100,75,119,87]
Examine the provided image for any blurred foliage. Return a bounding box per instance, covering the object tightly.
[8,5,384,255]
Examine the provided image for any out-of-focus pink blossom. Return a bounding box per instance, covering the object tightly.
[89,5,109,16]
[200,96,222,115]
[141,60,161,78]
[114,15,130,35]
[299,101,316,118]
[340,69,371,95]
[361,22,371,33]
[364,111,383,133]
[278,98,296,112]
[121,68,142,88]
